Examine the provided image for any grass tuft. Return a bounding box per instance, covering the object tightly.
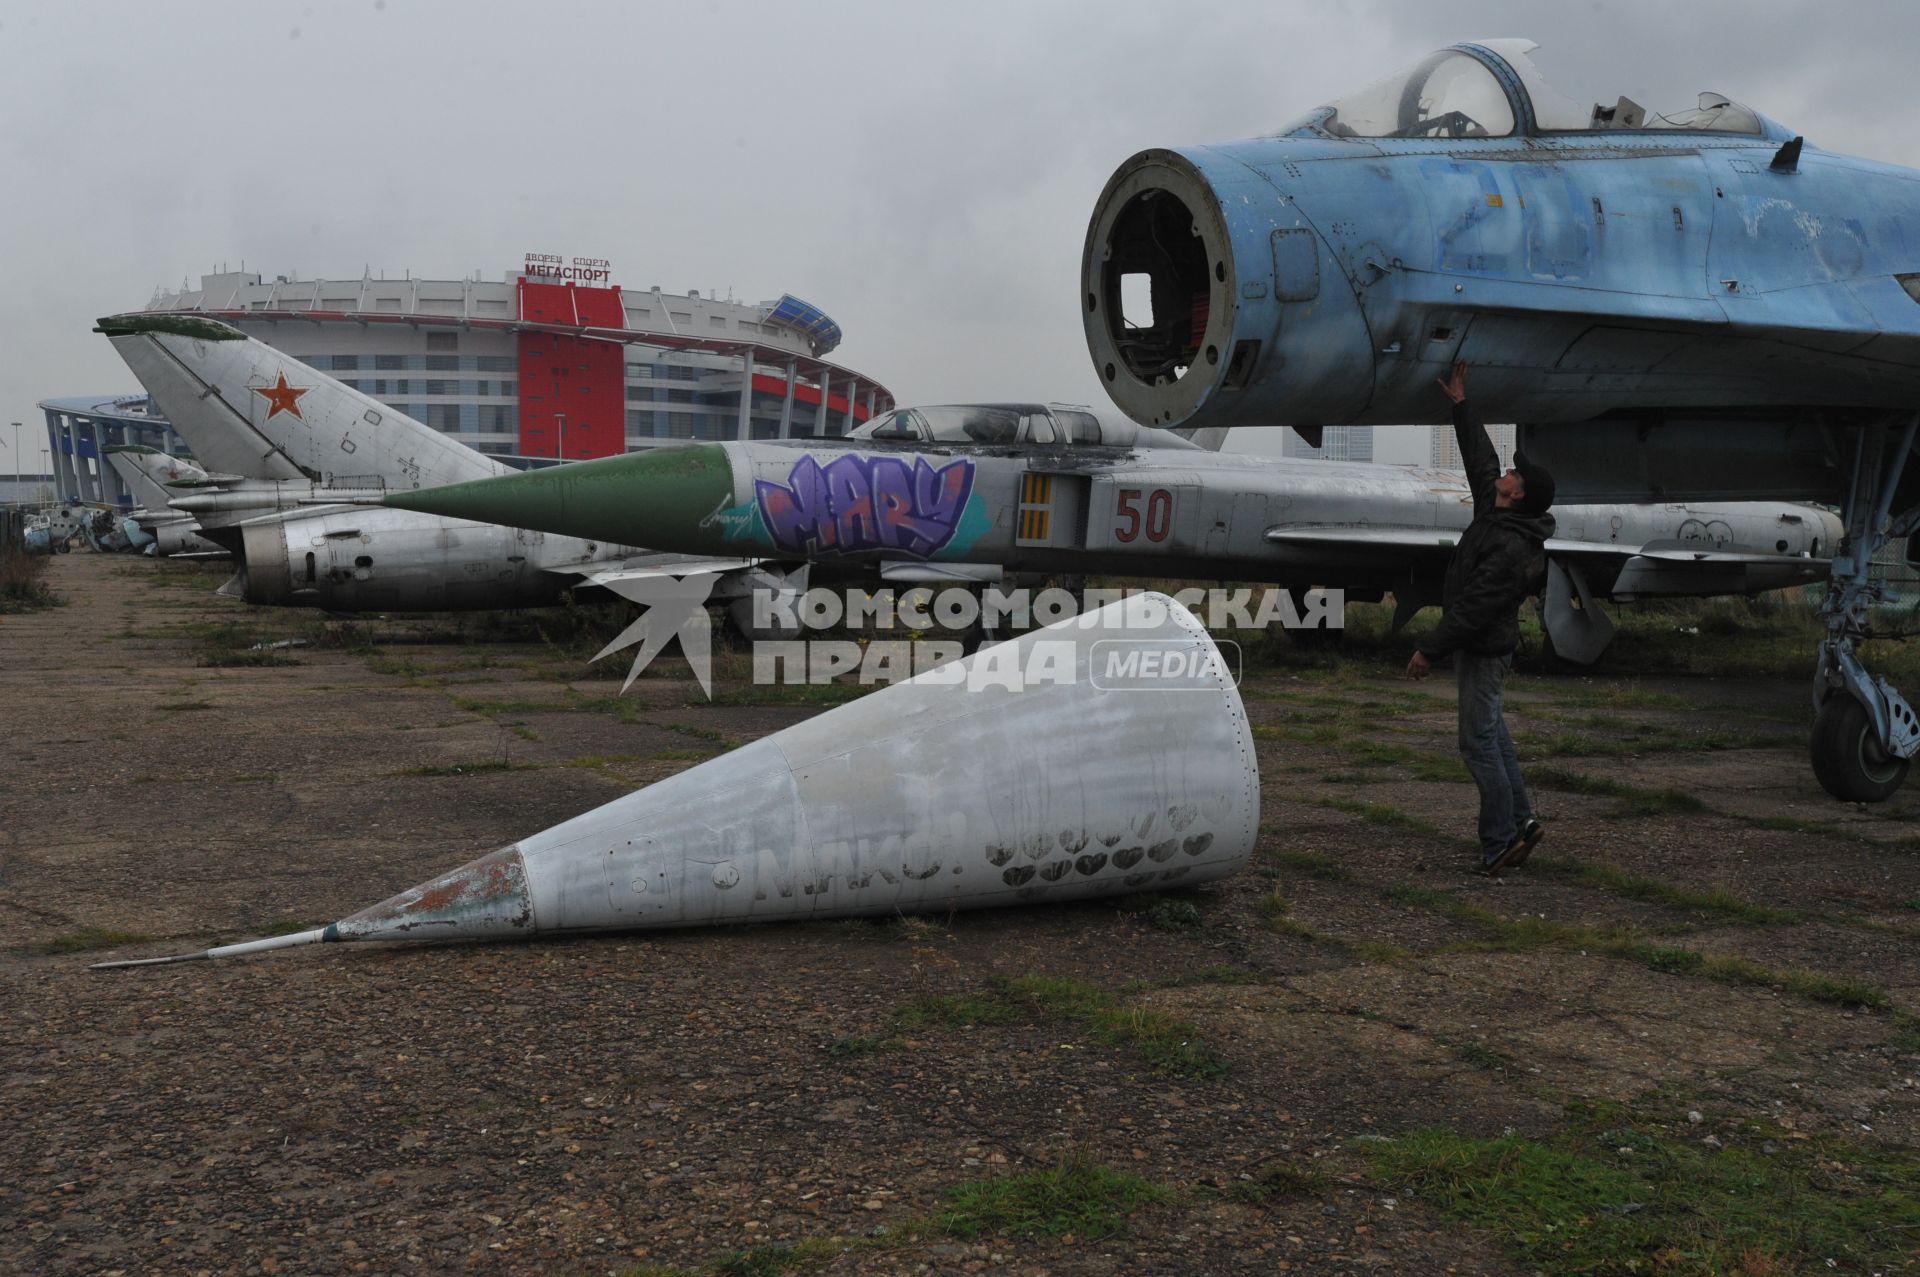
[1369,1100,1920,1274]
[1224,1160,1330,1204]
[894,975,1228,1078]
[37,927,154,954]
[1144,899,1204,932]
[928,1150,1170,1240]
[392,760,530,777]
[1529,858,1796,926]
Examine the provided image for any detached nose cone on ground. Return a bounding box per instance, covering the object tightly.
[94,592,1260,968]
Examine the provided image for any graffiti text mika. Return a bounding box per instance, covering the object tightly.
[755,454,974,558]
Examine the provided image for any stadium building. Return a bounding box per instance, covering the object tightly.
[41,258,894,505]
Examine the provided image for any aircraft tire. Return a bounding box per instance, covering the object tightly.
[1811,694,1910,803]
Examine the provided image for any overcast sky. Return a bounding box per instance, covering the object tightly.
[1,0,1914,475]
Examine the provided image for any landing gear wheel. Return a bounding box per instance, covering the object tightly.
[1811,695,1910,803]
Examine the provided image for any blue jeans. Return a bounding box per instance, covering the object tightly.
[1456,652,1532,856]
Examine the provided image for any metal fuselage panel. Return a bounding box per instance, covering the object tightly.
[1084,133,1920,436]
[507,598,1260,931]
[724,442,1832,594]
[403,438,1834,601]
[237,506,616,611]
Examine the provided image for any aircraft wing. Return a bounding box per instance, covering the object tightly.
[879,561,1004,584]
[1267,525,1820,564]
[556,554,765,589]
[1556,537,1824,567]
[1264,526,1461,553]
[1265,525,1826,603]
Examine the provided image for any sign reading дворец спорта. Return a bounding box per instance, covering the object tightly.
[522,253,613,283]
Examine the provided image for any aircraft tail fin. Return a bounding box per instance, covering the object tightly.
[103,444,209,513]
[98,313,507,492]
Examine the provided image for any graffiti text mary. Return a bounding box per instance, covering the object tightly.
[755,454,974,559]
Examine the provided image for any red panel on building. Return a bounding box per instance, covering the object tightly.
[515,279,626,328]
[573,285,625,328]
[517,332,624,460]
[750,373,874,423]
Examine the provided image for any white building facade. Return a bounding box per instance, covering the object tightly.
[45,263,895,504]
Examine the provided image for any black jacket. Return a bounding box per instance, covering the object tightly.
[1418,403,1555,660]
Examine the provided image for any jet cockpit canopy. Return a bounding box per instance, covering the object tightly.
[1297,39,1787,141]
[851,403,1198,450]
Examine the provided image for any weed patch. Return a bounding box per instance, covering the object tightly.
[824,1034,903,1059]
[1144,899,1204,932]
[928,1150,1170,1240]
[893,975,1227,1078]
[36,927,153,954]
[1263,849,1353,881]
[1310,796,1452,842]
[1368,1098,1920,1274]
[895,993,1024,1029]
[0,542,62,611]
[1385,886,1892,1012]
[1529,858,1795,926]
[392,760,532,777]
[1221,1160,1330,1205]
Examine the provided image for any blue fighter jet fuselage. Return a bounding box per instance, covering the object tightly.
[1084,38,1920,475]
[1082,39,1920,802]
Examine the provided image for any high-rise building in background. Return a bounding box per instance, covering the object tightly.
[1280,424,1374,463]
[1430,421,1515,471]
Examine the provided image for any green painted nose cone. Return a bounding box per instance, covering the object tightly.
[384,445,736,549]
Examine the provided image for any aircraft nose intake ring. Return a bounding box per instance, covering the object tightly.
[1812,415,1920,802]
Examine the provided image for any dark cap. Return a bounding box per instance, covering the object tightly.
[1513,451,1555,516]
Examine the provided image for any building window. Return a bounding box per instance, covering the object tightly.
[484,405,513,431]
[665,388,694,404]
[625,385,653,401]
[394,379,410,395]
[332,355,360,371]
[372,379,387,396]
[667,411,696,439]
[425,354,460,371]
[425,404,462,433]
[426,331,458,352]
[424,380,454,396]
[476,355,515,372]
[501,381,516,396]
[375,354,405,371]
[625,363,655,379]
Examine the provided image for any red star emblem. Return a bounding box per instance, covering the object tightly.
[251,372,310,421]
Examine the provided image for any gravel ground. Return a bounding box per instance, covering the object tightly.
[4,553,1919,1276]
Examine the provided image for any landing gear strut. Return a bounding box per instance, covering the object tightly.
[1812,418,1920,801]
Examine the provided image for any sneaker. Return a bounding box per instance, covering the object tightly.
[1476,842,1521,876]
[1506,819,1545,869]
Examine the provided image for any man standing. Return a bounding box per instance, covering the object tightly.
[1407,363,1556,875]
